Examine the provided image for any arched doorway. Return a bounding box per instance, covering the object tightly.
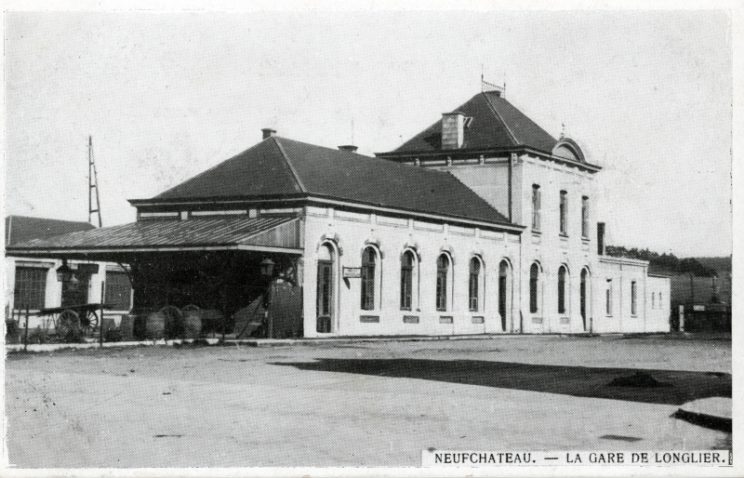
[316,244,335,333]
[580,268,590,332]
[498,260,511,332]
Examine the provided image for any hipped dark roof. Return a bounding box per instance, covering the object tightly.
[148,136,511,226]
[382,91,559,155]
[5,215,95,247]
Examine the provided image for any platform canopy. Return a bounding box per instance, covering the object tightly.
[5,215,303,261]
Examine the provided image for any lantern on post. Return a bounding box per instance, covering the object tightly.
[56,260,74,283]
[260,258,276,278]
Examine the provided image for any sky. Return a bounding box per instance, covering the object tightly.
[3,8,733,257]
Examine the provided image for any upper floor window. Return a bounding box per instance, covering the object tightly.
[400,250,415,311]
[361,247,377,310]
[14,266,47,310]
[468,257,482,312]
[529,263,541,314]
[559,190,568,235]
[581,196,589,238]
[631,280,638,315]
[558,265,568,315]
[436,254,451,312]
[532,184,541,231]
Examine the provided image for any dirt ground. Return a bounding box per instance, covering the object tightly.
[5,334,731,468]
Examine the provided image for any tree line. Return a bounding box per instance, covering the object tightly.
[605,245,718,277]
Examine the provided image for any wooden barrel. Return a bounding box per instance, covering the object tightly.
[119,315,135,341]
[145,311,166,340]
[183,309,202,339]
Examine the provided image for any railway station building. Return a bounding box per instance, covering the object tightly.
[6,87,670,337]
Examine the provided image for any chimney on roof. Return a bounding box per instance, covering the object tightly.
[262,128,277,140]
[441,112,466,150]
[338,145,358,153]
[597,222,606,256]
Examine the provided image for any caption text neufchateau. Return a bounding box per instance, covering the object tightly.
[432,451,729,465]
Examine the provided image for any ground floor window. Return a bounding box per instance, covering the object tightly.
[400,251,414,310]
[605,279,613,316]
[529,263,540,313]
[360,247,377,310]
[13,266,47,310]
[468,257,482,312]
[631,280,638,315]
[436,254,450,312]
[558,265,568,314]
[316,244,335,333]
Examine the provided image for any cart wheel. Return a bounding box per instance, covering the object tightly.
[56,309,81,338]
[82,310,99,336]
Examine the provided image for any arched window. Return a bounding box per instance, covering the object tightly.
[558,265,568,315]
[361,247,377,310]
[580,268,590,331]
[468,257,482,312]
[498,260,511,331]
[436,254,451,312]
[530,263,540,314]
[316,243,335,333]
[400,250,415,310]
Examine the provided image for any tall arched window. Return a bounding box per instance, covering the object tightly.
[529,263,540,314]
[498,260,511,331]
[468,257,482,312]
[400,250,415,310]
[316,243,335,333]
[558,265,568,315]
[361,247,377,310]
[580,268,590,331]
[436,254,450,312]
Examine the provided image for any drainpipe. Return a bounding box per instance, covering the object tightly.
[508,153,515,222]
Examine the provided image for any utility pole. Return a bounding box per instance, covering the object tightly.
[88,136,103,228]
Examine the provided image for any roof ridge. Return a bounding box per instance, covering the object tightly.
[277,136,490,182]
[481,92,519,146]
[272,137,307,194]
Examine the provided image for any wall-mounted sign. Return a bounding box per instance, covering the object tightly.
[343,266,362,279]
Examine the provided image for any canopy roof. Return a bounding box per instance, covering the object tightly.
[5,215,302,260]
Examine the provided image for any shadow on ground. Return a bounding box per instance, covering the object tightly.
[272,359,731,405]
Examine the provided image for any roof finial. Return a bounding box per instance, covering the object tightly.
[481,73,505,97]
[560,122,566,139]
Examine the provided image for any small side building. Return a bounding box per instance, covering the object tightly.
[5,215,133,330]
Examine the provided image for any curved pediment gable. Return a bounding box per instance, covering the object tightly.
[552,138,586,163]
